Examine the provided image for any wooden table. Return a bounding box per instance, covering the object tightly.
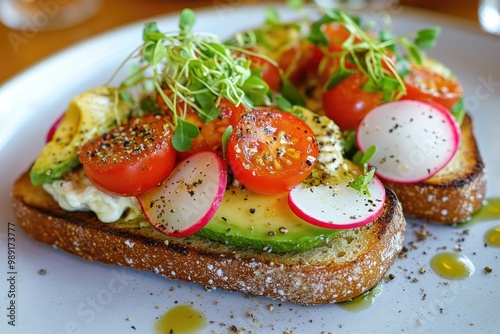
[0,0,481,85]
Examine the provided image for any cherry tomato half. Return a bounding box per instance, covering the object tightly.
[227,109,319,195]
[322,73,383,130]
[79,115,176,196]
[403,65,463,110]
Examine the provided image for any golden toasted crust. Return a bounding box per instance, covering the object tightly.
[384,114,486,224]
[12,170,405,305]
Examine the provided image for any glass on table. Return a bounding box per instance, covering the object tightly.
[0,0,100,30]
[479,0,500,35]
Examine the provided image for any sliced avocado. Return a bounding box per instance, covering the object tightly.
[30,87,131,185]
[197,184,339,253]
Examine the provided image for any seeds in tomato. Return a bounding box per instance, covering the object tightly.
[79,115,176,196]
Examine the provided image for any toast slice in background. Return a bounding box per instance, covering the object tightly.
[12,170,405,305]
[383,113,486,224]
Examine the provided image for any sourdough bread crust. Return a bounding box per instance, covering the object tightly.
[12,170,405,304]
[384,114,486,224]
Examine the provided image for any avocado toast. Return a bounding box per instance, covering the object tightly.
[10,5,485,307]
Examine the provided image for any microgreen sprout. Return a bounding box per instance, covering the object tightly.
[348,167,376,196]
[352,145,376,173]
[115,9,270,152]
[221,125,233,160]
[349,145,377,195]
[229,8,307,108]
[310,10,441,102]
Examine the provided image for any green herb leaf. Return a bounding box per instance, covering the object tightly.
[379,29,396,52]
[380,76,402,101]
[172,118,200,152]
[360,76,380,94]
[221,125,233,159]
[352,145,377,166]
[415,27,441,49]
[450,98,465,125]
[241,75,270,106]
[341,130,356,156]
[120,91,135,105]
[406,43,423,65]
[396,57,412,77]
[140,96,159,114]
[281,76,306,107]
[348,168,376,196]
[143,22,161,42]
[179,8,196,34]
[193,89,216,110]
[200,106,221,124]
[308,14,337,46]
[264,7,281,25]
[142,41,155,65]
[325,67,355,90]
[153,40,167,65]
[189,80,220,123]
[202,42,228,58]
[276,96,293,111]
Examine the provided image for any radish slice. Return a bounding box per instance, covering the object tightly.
[137,151,227,237]
[288,177,386,229]
[356,100,461,184]
[46,113,64,142]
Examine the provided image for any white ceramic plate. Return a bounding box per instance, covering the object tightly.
[1,4,499,334]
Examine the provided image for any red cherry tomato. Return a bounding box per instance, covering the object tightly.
[322,73,383,130]
[304,23,352,74]
[403,65,463,110]
[322,22,353,52]
[79,115,176,196]
[227,109,319,195]
[275,43,308,86]
[176,98,247,161]
[247,52,282,91]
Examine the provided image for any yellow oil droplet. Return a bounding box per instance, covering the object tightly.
[155,304,206,334]
[338,282,383,311]
[459,198,500,227]
[485,226,500,247]
[430,252,475,280]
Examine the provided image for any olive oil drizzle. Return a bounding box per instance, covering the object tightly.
[430,252,475,280]
[457,198,500,228]
[485,226,500,247]
[337,282,383,311]
[155,304,206,334]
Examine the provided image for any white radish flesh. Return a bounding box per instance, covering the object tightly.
[356,100,461,184]
[137,151,227,237]
[288,177,386,229]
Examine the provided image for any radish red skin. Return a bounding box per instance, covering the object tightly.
[288,177,386,229]
[356,100,461,184]
[137,151,227,237]
[46,113,64,142]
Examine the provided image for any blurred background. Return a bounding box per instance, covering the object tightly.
[0,0,484,84]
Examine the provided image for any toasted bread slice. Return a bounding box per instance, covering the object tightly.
[12,170,405,305]
[384,113,486,224]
